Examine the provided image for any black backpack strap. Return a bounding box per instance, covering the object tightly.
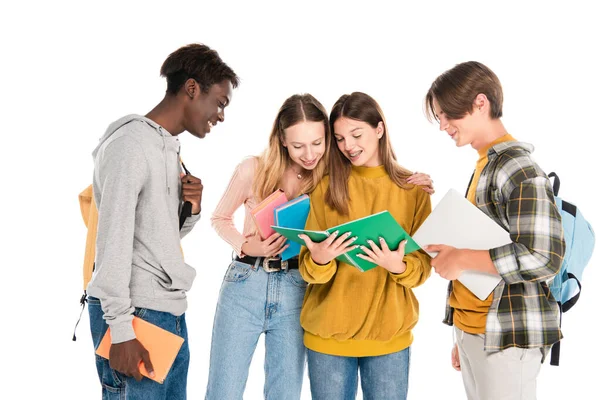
[550,311,561,366]
[72,291,89,341]
[179,202,192,230]
[179,160,193,230]
[550,273,582,365]
[465,171,475,198]
[72,261,95,340]
[561,273,582,313]
[548,172,560,196]
[550,298,565,366]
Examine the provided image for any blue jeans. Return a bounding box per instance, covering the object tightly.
[88,296,189,400]
[205,258,308,400]
[307,347,411,400]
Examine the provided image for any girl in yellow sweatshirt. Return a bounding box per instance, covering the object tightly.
[299,92,433,400]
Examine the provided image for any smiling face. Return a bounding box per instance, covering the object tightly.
[183,79,233,139]
[432,97,484,149]
[282,120,326,170]
[333,117,383,167]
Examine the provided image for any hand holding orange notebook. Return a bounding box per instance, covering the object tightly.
[250,189,288,239]
[95,316,185,384]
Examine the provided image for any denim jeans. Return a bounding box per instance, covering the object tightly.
[88,296,190,400]
[205,258,308,400]
[307,347,411,400]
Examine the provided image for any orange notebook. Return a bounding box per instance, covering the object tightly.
[95,317,185,384]
[250,189,288,239]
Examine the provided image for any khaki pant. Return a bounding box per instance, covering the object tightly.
[454,327,543,400]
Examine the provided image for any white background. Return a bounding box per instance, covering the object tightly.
[1,1,599,399]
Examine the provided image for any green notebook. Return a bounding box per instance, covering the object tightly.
[272,210,420,272]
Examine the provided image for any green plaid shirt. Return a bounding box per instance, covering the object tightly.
[443,141,565,352]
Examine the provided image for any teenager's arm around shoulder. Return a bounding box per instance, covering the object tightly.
[90,135,149,344]
[299,179,338,284]
[490,160,566,284]
[389,186,432,288]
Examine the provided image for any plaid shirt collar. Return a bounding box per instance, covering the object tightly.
[488,140,534,158]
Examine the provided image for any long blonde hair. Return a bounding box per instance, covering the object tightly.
[253,94,331,201]
[326,92,413,215]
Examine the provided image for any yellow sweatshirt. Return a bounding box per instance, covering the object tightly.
[299,165,432,357]
[450,133,516,334]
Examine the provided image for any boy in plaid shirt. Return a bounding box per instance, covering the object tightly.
[424,61,565,400]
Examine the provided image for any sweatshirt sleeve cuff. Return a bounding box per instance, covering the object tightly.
[389,260,415,281]
[188,212,201,223]
[301,256,337,283]
[109,318,136,344]
[306,255,335,272]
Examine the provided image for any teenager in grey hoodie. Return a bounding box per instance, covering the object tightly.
[87,43,238,399]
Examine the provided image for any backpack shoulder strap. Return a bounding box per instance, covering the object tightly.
[74,185,97,341]
[465,171,475,198]
[548,172,560,196]
[79,185,97,290]
[179,158,192,230]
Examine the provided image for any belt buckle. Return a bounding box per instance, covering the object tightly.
[262,257,286,272]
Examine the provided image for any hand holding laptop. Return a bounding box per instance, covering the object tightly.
[423,244,465,280]
[412,189,511,300]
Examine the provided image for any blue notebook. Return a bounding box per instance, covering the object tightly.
[273,194,310,261]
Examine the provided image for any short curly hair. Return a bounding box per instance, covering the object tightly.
[160,43,239,95]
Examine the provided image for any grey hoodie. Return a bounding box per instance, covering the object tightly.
[87,115,200,343]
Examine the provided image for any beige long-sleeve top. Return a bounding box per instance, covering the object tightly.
[211,157,260,256]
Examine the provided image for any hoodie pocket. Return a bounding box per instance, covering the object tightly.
[151,258,196,299]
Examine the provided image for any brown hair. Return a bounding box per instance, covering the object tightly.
[326,92,413,215]
[425,61,503,123]
[253,94,331,201]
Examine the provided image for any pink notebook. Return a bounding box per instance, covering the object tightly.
[250,189,288,239]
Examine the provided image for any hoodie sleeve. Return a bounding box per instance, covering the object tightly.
[92,135,148,344]
[180,211,200,238]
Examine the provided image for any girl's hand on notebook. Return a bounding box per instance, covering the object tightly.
[357,238,407,274]
[242,233,289,258]
[406,172,435,195]
[300,231,358,265]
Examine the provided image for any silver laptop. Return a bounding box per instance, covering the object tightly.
[413,188,511,300]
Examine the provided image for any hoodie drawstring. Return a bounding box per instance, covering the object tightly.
[161,132,170,195]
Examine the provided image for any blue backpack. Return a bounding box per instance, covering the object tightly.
[548,172,595,366]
